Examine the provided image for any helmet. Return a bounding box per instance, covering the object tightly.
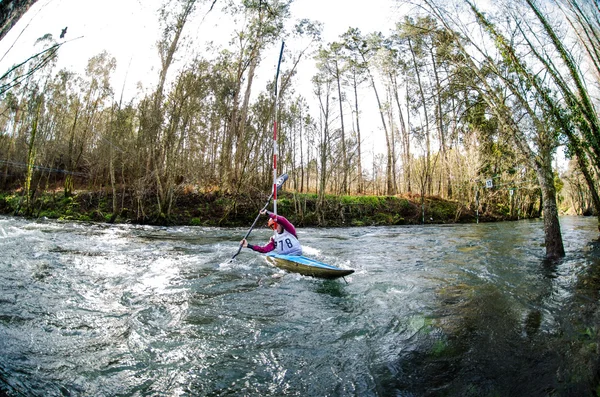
[268,218,278,230]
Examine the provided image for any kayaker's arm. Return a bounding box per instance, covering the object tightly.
[243,237,276,253]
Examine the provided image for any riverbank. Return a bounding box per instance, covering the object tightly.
[0,189,519,227]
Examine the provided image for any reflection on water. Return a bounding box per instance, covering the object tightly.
[0,216,599,396]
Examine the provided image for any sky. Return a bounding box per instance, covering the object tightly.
[0,0,403,167]
[0,0,572,179]
[0,0,398,101]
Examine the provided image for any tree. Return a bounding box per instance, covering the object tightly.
[519,0,600,229]
[145,0,199,219]
[0,0,39,41]
[312,68,333,219]
[417,0,566,258]
[65,51,115,197]
[339,29,369,194]
[398,17,434,196]
[220,0,292,192]
[313,42,350,195]
[343,28,397,195]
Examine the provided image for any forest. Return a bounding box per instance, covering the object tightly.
[0,0,599,259]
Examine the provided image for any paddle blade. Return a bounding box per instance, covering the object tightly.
[275,173,288,191]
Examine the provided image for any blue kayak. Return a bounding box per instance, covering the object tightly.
[265,253,354,279]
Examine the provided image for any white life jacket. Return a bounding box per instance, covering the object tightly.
[273,229,302,255]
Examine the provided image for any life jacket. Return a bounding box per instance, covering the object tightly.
[272,229,302,255]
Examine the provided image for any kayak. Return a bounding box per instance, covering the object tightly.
[265,253,354,279]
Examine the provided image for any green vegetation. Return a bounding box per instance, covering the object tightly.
[0,189,513,227]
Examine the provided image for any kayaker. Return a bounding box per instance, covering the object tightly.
[241,209,302,256]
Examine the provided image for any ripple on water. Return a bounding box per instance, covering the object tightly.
[0,216,599,396]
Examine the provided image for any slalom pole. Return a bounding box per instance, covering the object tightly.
[273,40,285,216]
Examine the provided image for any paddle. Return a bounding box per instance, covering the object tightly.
[230,173,288,261]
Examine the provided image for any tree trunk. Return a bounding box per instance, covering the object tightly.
[535,157,565,259]
[0,0,38,41]
[391,72,410,193]
[299,107,305,193]
[362,56,392,194]
[25,100,42,214]
[153,0,196,217]
[2,103,21,188]
[109,108,117,221]
[352,71,363,194]
[335,59,348,194]
[234,44,260,186]
[65,101,81,197]
[408,37,432,195]
[430,46,451,198]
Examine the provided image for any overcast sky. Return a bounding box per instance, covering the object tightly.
[0,0,570,171]
[0,0,401,161]
[0,0,398,97]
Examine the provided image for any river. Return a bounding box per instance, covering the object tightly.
[0,215,599,396]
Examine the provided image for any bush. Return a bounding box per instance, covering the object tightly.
[427,199,458,221]
[38,210,59,219]
[0,193,20,211]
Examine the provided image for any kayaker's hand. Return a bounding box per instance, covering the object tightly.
[260,209,267,216]
[241,239,248,248]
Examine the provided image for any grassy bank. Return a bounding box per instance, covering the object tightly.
[0,189,514,227]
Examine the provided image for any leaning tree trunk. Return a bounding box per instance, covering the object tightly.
[420,0,566,257]
[534,154,565,259]
[153,0,197,217]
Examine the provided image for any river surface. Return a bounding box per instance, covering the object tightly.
[0,215,599,396]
